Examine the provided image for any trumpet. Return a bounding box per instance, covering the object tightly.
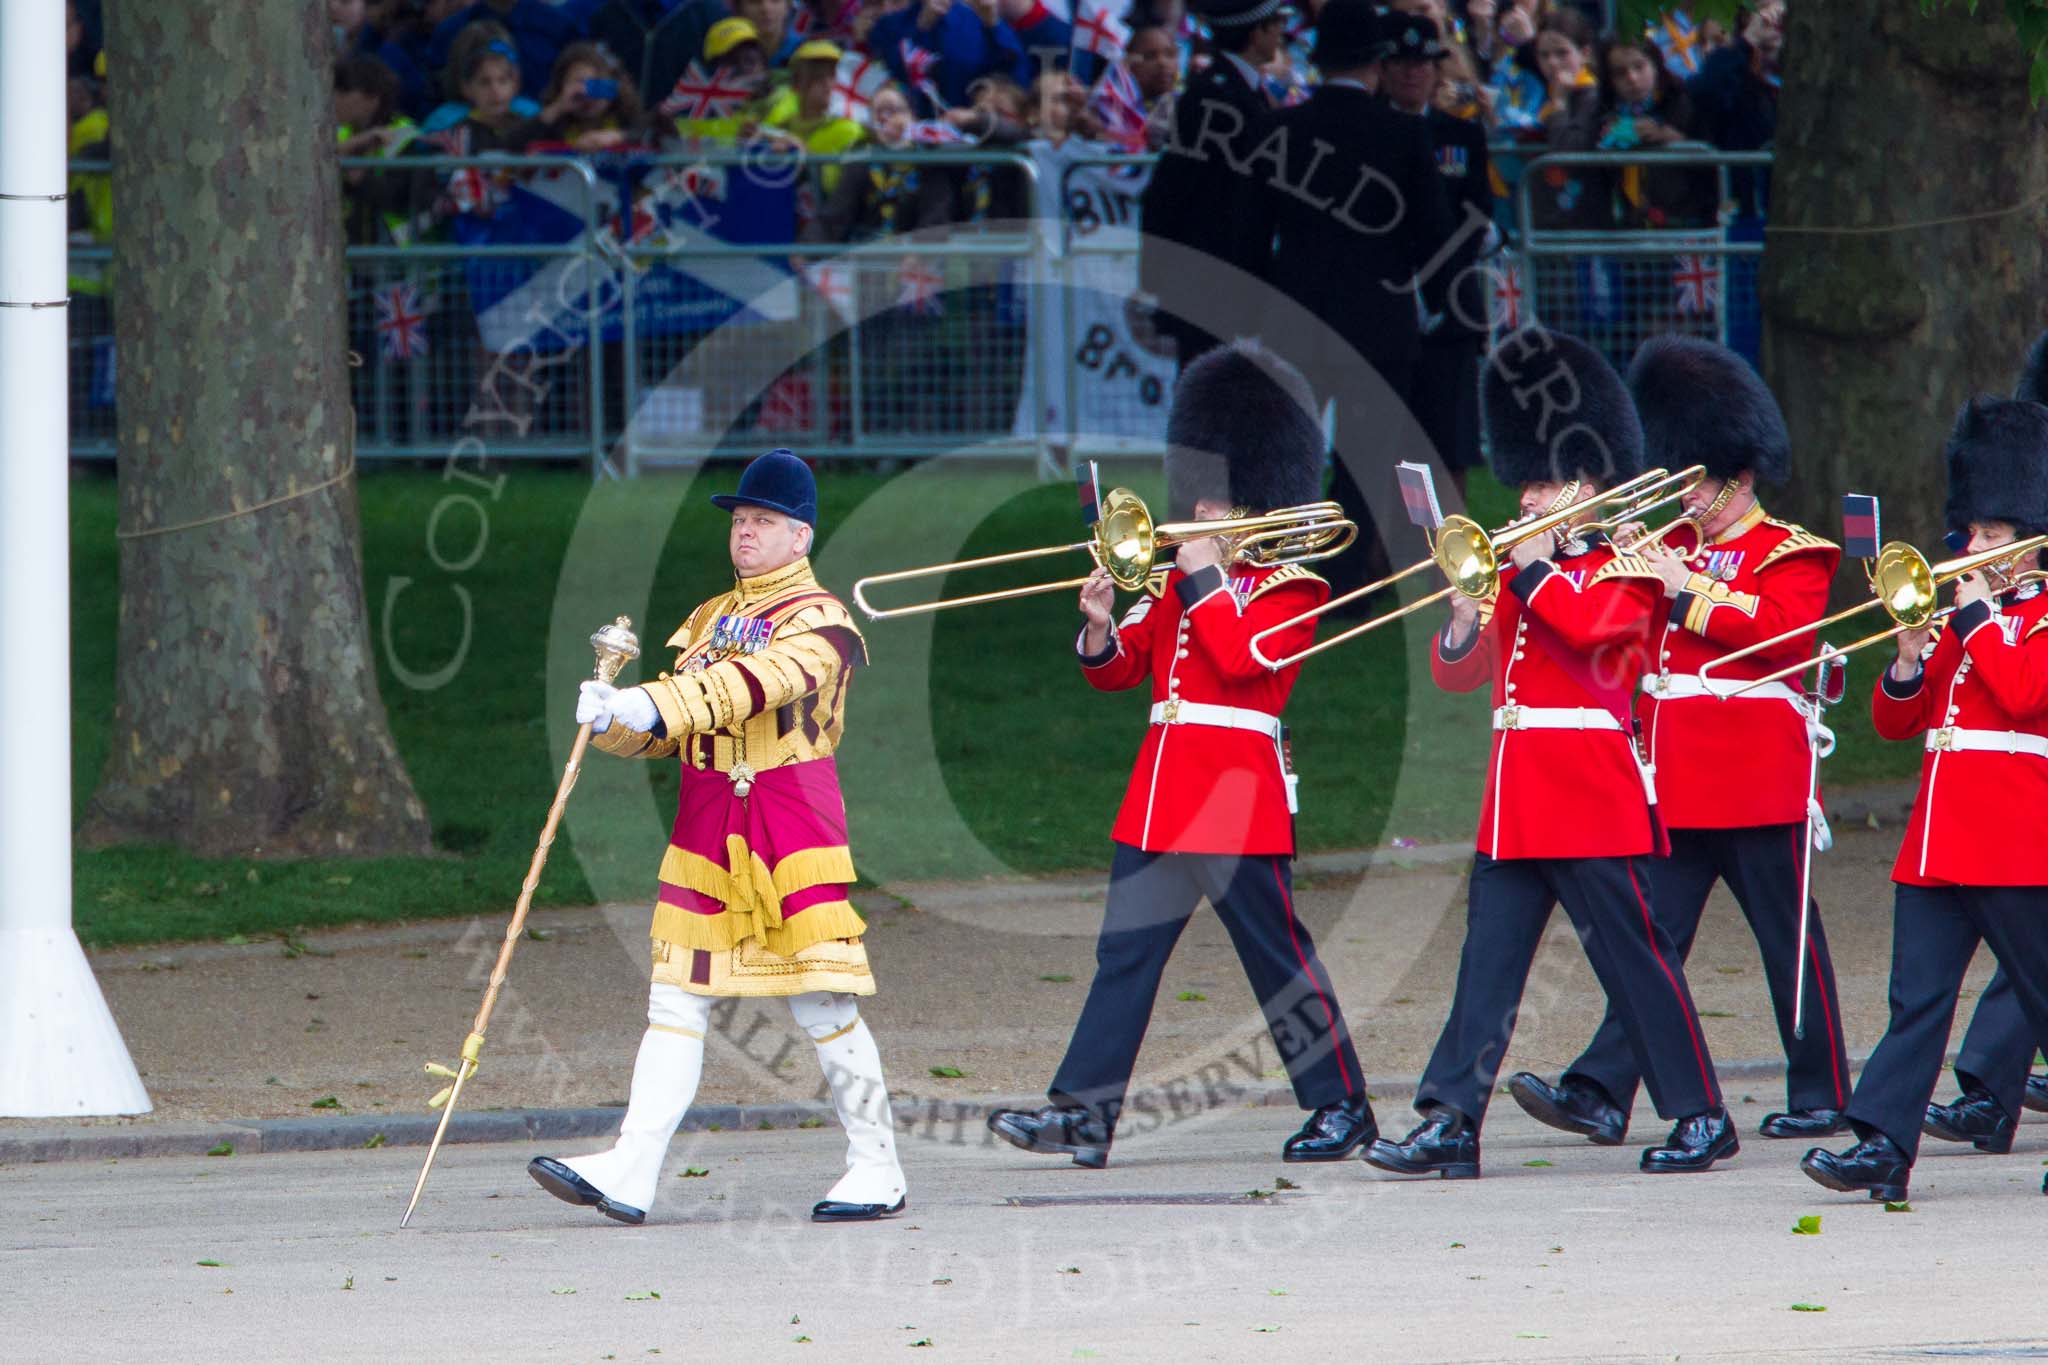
[850,487,1357,619]
[1698,536,2048,694]
[1249,466,1708,670]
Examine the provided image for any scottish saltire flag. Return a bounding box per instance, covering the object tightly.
[374,282,430,359]
[1841,494,1881,561]
[1088,62,1149,153]
[1396,461,1445,531]
[462,151,798,354]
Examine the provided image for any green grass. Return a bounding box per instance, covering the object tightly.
[69,466,1918,946]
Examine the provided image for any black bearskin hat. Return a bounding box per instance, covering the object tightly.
[1164,340,1324,520]
[1943,329,2048,538]
[1482,329,1644,489]
[1626,334,1789,484]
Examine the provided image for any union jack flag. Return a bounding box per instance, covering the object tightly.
[1490,257,1524,332]
[755,370,814,433]
[899,40,944,108]
[830,51,889,121]
[1072,0,1130,59]
[908,119,970,145]
[897,256,944,316]
[1673,253,1722,315]
[1087,61,1149,153]
[660,61,755,120]
[374,282,430,360]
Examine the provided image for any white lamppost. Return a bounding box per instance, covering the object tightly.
[0,1,150,1117]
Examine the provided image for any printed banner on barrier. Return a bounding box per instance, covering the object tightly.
[449,151,798,355]
[1014,143,1175,448]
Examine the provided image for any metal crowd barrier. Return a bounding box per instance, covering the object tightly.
[1512,148,1775,373]
[65,144,1775,471]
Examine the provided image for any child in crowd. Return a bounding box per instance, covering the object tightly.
[420,22,542,131]
[737,0,804,67]
[336,56,425,243]
[1580,35,1717,229]
[802,86,953,242]
[448,35,532,147]
[530,41,648,150]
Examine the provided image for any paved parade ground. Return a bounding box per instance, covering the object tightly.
[7,1101,2048,1363]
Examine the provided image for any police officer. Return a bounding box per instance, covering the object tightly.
[1137,0,1291,371]
[1245,0,1455,601]
[1366,329,1736,1181]
[1507,336,1852,1148]
[987,342,1375,1168]
[1805,334,2048,1202]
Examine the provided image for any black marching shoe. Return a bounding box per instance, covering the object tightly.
[1801,1132,1910,1202]
[1506,1071,1628,1146]
[526,1156,646,1226]
[2026,1073,2048,1114]
[1759,1107,1846,1140]
[1921,1090,2016,1153]
[1640,1108,1738,1173]
[811,1196,907,1223]
[1364,1109,1480,1180]
[1283,1093,1378,1163]
[986,1104,1112,1169]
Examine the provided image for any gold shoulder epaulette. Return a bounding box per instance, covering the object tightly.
[1590,553,1663,586]
[1246,562,1326,602]
[779,596,869,665]
[1756,520,1840,571]
[2024,615,2048,641]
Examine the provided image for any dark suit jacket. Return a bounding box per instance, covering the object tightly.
[1137,58,1273,344]
[1422,107,1493,343]
[1246,83,1455,385]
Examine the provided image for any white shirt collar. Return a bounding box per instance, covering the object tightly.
[1221,52,1264,90]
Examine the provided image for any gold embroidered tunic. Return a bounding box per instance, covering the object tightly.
[593,557,874,996]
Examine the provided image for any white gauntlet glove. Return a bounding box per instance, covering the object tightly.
[576,680,659,734]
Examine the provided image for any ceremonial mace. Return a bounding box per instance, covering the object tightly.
[399,616,641,1228]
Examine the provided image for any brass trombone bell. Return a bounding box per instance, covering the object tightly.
[1700,534,2048,694]
[1250,465,1708,670]
[851,487,1358,619]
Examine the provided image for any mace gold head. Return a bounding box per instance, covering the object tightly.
[589,615,641,685]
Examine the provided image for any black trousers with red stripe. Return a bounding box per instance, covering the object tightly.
[1564,824,1850,1116]
[1847,884,2048,1162]
[1049,843,1365,1131]
[1952,966,2045,1120]
[1417,853,1723,1127]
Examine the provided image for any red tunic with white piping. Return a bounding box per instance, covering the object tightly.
[1638,506,1840,829]
[1871,583,2048,886]
[1081,562,1323,855]
[1431,536,1662,860]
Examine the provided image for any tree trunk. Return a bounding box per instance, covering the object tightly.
[1765,0,2048,562]
[82,2,432,859]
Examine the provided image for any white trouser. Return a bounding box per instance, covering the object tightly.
[566,984,906,1215]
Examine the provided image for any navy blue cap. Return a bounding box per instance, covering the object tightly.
[710,448,818,526]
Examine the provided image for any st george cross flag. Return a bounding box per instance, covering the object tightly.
[1841,494,1881,561]
[1396,461,1445,531]
[805,260,855,324]
[830,51,890,121]
[374,282,430,360]
[1073,0,1131,59]
[1076,461,1103,526]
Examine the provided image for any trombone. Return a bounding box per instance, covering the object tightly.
[1249,465,1708,670]
[850,487,1357,619]
[1697,536,2048,695]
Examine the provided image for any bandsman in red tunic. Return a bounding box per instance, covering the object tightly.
[1507,336,1852,1148]
[527,450,908,1226]
[1367,329,1735,1181]
[1804,333,2048,1203]
[986,342,1376,1169]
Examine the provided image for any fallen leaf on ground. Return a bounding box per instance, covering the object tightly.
[798,1117,824,1129]
[1273,1177,1299,1191]
[205,1143,234,1158]
[196,1260,224,1268]
[1523,1159,1553,1167]
[1038,974,1074,983]
[678,1167,710,1178]
[1791,1303,1827,1313]
[623,1291,661,1301]
[1884,1201,1913,1213]
[1792,1215,1822,1236]
[310,1096,342,1110]
[929,1066,966,1078]
[526,928,555,941]
[551,1288,577,1295]
[362,1134,387,1150]
[1176,991,1207,1001]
